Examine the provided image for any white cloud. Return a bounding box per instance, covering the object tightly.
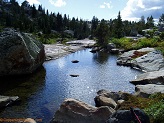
[121,0,164,21]
[137,0,145,8]
[104,2,112,9]
[26,0,40,5]
[100,1,113,9]
[100,5,105,9]
[49,0,66,7]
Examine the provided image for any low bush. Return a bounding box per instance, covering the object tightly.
[118,93,164,123]
[145,93,164,123]
[110,38,133,50]
[110,37,164,55]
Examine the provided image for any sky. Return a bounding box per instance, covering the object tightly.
[16,0,164,22]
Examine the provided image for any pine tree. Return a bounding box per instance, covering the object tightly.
[56,12,63,32]
[159,14,164,25]
[146,15,154,28]
[95,19,109,46]
[32,4,37,18]
[115,11,123,38]
[91,16,99,37]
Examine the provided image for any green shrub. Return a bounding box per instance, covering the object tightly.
[110,38,133,50]
[144,100,164,123]
[160,32,164,40]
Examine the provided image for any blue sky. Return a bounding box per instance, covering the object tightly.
[17,0,164,22]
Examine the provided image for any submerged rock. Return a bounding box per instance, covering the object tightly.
[134,84,164,98]
[130,70,164,85]
[71,60,79,63]
[0,95,19,108]
[51,98,115,123]
[90,47,100,53]
[70,74,79,77]
[0,28,45,76]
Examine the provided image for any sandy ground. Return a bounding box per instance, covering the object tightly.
[44,39,95,61]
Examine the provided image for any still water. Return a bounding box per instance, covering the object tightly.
[0,49,142,122]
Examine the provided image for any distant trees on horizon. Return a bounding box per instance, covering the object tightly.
[1,0,164,44]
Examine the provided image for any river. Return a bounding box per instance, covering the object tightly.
[0,49,142,122]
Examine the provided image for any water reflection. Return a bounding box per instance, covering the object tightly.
[0,67,47,121]
[92,51,110,64]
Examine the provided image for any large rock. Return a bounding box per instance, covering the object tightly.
[130,70,164,85]
[94,96,117,109]
[117,48,164,72]
[96,89,128,102]
[107,108,150,123]
[51,98,115,123]
[0,28,45,76]
[0,95,19,108]
[107,43,116,51]
[134,84,164,98]
[132,50,164,72]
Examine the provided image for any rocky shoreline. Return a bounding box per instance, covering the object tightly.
[44,39,96,61]
[51,47,164,123]
[0,28,163,122]
[51,89,150,123]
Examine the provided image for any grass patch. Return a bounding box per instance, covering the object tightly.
[110,38,133,50]
[110,37,164,56]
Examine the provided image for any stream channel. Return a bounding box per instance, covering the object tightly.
[0,48,142,122]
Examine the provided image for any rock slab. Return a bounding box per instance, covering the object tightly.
[51,98,115,123]
[134,84,164,98]
[117,48,164,72]
[94,96,117,109]
[0,29,45,76]
[130,70,164,85]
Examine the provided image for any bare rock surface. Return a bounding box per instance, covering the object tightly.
[134,84,164,98]
[96,89,127,102]
[51,98,115,123]
[0,28,45,76]
[44,39,96,60]
[130,70,164,85]
[117,48,164,72]
[94,96,117,109]
[132,50,164,72]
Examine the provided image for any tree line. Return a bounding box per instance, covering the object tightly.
[0,0,164,44]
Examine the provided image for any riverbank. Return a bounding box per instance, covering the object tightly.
[50,47,164,123]
[44,39,96,61]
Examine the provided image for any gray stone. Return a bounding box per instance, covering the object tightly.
[0,95,19,108]
[0,29,45,76]
[107,43,116,51]
[94,96,117,109]
[117,100,125,105]
[96,89,127,102]
[130,70,164,85]
[132,50,164,72]
[106,108,150,123]
[51,98,115,123]
[90,47,100,53]
[116,48,164,72]
[23,118,36,123]
[110,48,120,54]
[134,84,164,98]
